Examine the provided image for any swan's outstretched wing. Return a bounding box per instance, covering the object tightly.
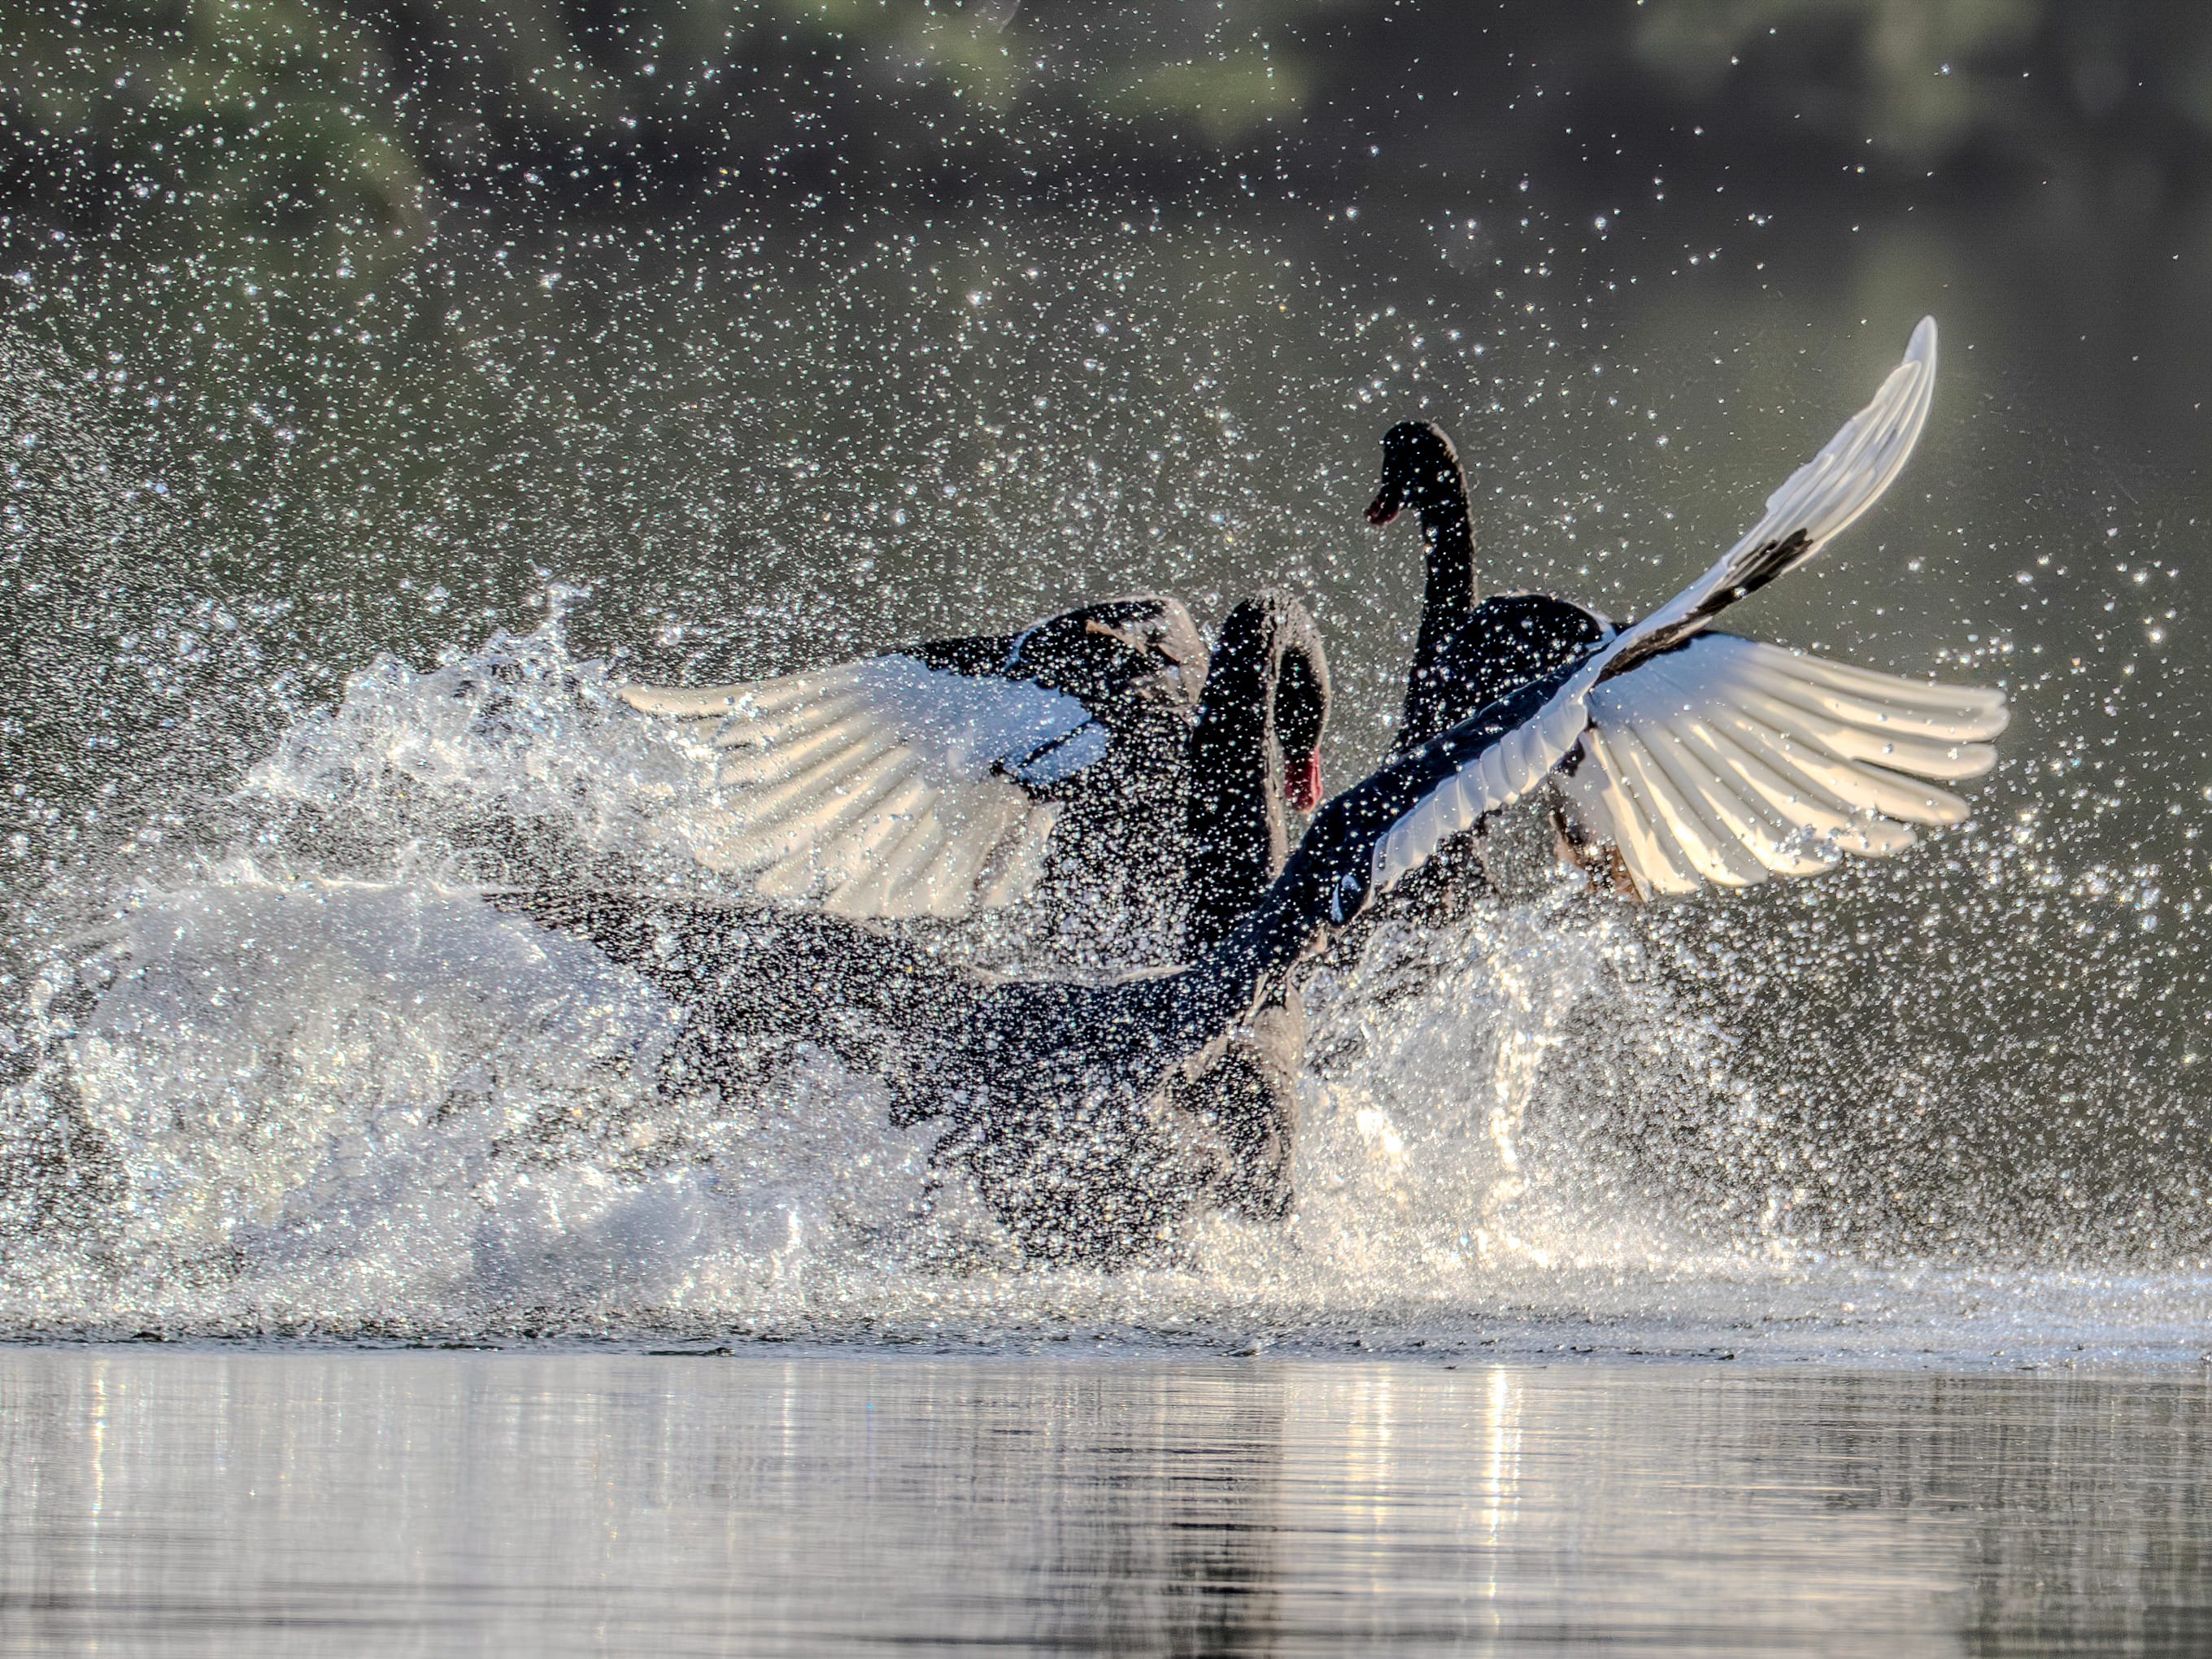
[621,656,1088,919]
[1549,635,2007,895]
[1319,319,1995,912]
[620,596,1205,921]
[1605,316,1938,677]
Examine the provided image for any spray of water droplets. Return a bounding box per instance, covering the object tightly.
[2,216,2209,1359]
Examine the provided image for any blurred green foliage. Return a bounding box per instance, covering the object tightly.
[3,0,424,239]
[1629,0,2212,193]
[1,0,1339,241]
[4,0,2211,246]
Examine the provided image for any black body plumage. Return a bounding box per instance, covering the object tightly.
[507,590,1336,1263]
[500,657,1568,1264]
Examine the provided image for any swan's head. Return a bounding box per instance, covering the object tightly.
[1366,420,1466,526]
[1003,595,1210,715]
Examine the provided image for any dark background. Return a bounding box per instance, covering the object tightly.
[11,3,2209,463]
[10,2,2212,229]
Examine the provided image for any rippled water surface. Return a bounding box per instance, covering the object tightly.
[0,1350,2204,1657]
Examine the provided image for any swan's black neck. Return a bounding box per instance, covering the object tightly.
[1182,590,1329,954]
[1166,786,1378,1051]
[1402,506,1475,733]
[1416,491,1476,629]
[1378,421,1478,749]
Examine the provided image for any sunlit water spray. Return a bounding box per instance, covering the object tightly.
[1,614,2199,1364]
[0,616,1760,1336]
[2,211,2210,1359]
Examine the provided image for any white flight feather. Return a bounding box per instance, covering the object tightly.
[619,653,1102,919]
[1558,635,2005,896]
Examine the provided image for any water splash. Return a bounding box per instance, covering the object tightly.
[0,610,2205,1363]
[0,620,1726,1333]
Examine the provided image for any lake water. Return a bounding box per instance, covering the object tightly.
[0,1350,2204,1656]
[3,179,2212,1651]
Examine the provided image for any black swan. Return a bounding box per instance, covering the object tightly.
[620,592,1328,947]
[510,318,2005,1263]
[1365,329,2001,897]
[612,590,1332,1226]
[1358,419,1623,905]
[1367,420,1616,758]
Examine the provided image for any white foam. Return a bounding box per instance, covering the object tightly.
[2,624,2206,1365]
[0,852,1763,1340]
[244,624,762,891]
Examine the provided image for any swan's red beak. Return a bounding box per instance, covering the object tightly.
[1365,488,1401,527]
[1285,749,1324,814]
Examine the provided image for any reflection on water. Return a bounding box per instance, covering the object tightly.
[0,1351,2205,1656]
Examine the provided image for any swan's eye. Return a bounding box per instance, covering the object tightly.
[1330,870,1365,925]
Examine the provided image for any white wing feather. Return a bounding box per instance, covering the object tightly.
[1625,316,1937,651]
[1557,635,2006,896]
[620,654,1101,920]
